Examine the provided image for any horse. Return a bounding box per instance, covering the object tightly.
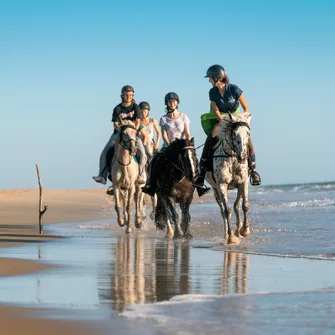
[205,113,251,245]
[154,138,198,239]
[111,124,144,234]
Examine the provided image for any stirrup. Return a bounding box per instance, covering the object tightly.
[106,186,114,195]
[192,175,205,188]
[250,171,261,186]
[197,186,210,197]
[142,185,155,197]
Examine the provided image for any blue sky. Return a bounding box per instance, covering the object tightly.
[1,0,334,189]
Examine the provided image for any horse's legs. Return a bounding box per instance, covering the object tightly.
[167,198,181,239]
[134,186,143,229]
[240,182,251,237]
[218,183,240,245]
[114,188,124,227]
[150,195,157,220]
[125,186,135,234]
[234,187,243,238]
[212,187,228,241]
[180,200,192,239]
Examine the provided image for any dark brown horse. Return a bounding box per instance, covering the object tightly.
[154,138,198,239]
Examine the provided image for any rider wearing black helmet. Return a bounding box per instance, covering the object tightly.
[142,92,210,197]
[192,65,261,189]
[92,85,148,189]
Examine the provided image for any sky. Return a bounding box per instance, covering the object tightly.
[1,0,334,190]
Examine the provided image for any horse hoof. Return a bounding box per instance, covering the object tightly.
[183,233,193,240]
[228,235,240,245]
[240,227,250,237]
[235,229,243,238]
[135,222,142,229]
[118,222,125,227]
[126,228,132,234]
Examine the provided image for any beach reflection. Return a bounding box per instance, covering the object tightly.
[98,236,249,311]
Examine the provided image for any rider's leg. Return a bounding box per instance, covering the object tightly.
[93,133,117,185]
[136,137,147,184]
[141,153,161,196]
[192,132,216,188]
[248,138,261,186]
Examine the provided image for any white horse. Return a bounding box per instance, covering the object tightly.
[111,124,144,234]
[206,113,251,245]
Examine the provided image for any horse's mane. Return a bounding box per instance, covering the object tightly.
[217,114,250,141]
[164,138,189,155]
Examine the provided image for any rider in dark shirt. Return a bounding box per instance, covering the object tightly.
[92,85,147,187]
[193,65,261,190]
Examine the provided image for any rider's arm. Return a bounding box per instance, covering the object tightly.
[152,119,161,150]
[113,121,120,132]
[161,126,169,146]
[211,101,223,121]
[184,122,191,141]
[139,128,148,145]
[134,118,141,130]
[238,94,249,117]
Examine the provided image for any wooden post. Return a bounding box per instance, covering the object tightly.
[36,164,48,234]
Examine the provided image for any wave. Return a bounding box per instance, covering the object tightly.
[254,181,335,195]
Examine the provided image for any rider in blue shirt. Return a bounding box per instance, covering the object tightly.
[193,65,261,189]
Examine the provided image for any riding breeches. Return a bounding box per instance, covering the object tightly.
[98,133,117,179]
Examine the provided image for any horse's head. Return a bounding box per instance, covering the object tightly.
[118,124,137,156]
[229,113,251,163]
[167,138,197,182]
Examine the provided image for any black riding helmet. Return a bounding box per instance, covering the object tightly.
[204,65,225,79]
[164,92,179,105]
[139,101,150,110]
[121,85,135,94]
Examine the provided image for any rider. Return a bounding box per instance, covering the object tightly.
[138,101,161,159]
[142,92,210,197]
[192,65,261,188]
[92,85,148,188]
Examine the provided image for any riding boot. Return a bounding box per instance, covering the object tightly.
[192,133,213,188]
[249,154,261,186]
[142,154,161,196]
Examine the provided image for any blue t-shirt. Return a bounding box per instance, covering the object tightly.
[209,83,243,113]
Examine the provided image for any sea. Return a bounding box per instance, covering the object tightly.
[1,181,335,334]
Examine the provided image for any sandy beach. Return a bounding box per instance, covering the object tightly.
[0,188,113,334]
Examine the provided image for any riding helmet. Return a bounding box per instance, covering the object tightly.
[139,101,150,110]
[164,92,179,105]
[204,65,225,78]
[121,85,135,94]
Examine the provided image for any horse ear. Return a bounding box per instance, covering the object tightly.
[228,112,233,121]
[190,137,194,146]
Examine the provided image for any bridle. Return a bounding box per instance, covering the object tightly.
[117,125,137,166]
[213,121,250,159]
[168,145,196,182]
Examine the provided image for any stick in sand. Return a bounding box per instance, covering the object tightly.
[36,164,48,234]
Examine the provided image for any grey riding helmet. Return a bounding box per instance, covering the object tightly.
[139,101,150,110]
[204,64,225,79]
[121,85,135,94]
[164,92,179,105]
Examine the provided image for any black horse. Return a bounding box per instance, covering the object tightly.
[154,138,198,239]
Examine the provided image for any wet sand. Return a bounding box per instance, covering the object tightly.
[1,188,335,334]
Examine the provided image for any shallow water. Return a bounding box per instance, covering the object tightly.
[1,181,335,334]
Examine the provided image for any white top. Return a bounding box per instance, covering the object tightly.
[159,111,190,147]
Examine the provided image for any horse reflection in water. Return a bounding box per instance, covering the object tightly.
[98,236,190,311]
[221,252,249,295]
[97,236,250,312]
